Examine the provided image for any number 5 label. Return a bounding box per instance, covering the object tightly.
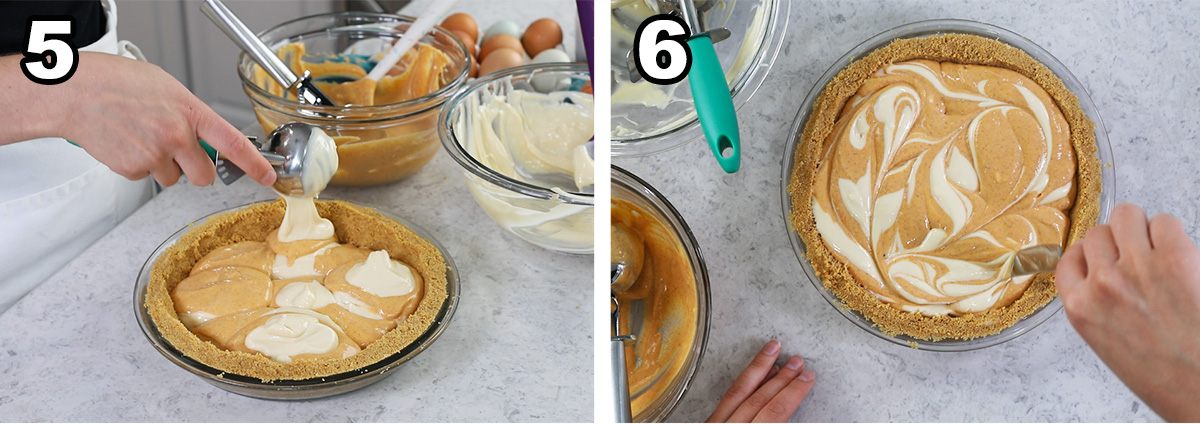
[21,17,79,85]
[632,15,692,85]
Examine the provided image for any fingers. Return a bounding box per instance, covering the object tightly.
[175,141,216,186]
[764,365,780,382]
[753,369,816,422]
[707,340,782,423]
[1082,224,1119,265]
[1055,242,1088,297]
[149,160,182,187]
[728,355,806,422]
[1149,213,1192,251]
[1109,203,1151,255]
[190,99,276,186]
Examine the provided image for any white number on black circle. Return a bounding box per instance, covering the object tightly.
[22,18,80,85]
[632,15,692,85]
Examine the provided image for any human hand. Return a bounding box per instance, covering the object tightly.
[706,340,815,423]
[5,52,274,187]
[1056,203,1200,422]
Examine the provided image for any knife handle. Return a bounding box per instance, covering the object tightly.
[686,35,740,173]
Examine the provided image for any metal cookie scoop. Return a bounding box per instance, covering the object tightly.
[200,0,336,108]
[610,223,645,423]
[261,122,326,197]
[209,122,327,197]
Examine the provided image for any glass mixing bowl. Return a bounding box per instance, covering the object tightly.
[779,19,1116,351]
[439,63,594,254]
[610,0,788,157]
[134,201,460,399]
[612,166,711,421]
[239,12,471,187]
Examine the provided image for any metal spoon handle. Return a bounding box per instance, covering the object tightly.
[200,0,296,89]
[612,337,634,423]
[1013,244,1064,276]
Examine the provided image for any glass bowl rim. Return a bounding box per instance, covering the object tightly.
[610,0,789,157]
[438,62,595,206]
[133,199,462,393]
[777,18,1117,352]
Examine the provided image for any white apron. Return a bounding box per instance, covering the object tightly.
[0,0,155,313]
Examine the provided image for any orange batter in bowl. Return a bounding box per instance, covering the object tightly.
[248,42,457,186]
[611,198,697,418]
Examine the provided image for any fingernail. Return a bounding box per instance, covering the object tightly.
[785,355,803,370]
[799,369,815,382]
[763,340,780,355]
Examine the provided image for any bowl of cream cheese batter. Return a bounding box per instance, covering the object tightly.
[610,0,788,157]
[134,200,460,399]
[781,19,1116,351]
[438,63,594,254]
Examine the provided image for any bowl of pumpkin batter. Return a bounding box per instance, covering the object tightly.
[134,200,459,399]
[782,19,1115,351]
[239,12,471,187]
[612,166,710,421]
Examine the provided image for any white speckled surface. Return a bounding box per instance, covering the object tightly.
[615,0,1198,422]
[0,2,591,421]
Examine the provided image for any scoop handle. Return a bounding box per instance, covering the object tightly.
[611,337,634,422]
[686,35,740,173]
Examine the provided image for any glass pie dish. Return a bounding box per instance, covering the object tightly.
[780,19,1116,351]
[134,201,460,399]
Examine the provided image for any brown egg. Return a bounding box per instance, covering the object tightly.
[469,57,479,78]
[479,33,525,62]
[479,48,523,76]
[449,29,476,58]
[440,13,478,41]
[521,18,562,58]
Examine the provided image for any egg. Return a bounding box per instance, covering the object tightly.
[449,29,476,58]
[479,48,524,76]
[530,49,572,92]
[479,33,525,61]
[482,20,521,44]
[469,58,479,78]
[531,48,570,64]
[440,13,478,41]
[521,18,563,58]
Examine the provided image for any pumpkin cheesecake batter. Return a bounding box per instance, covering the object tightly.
[788,34,1101,340]
[812,59,1075,316]
[146,128,449,380]
[611,198,698,418]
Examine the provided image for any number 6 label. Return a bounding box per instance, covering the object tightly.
[632,15,692,85]
[21,17,79,85]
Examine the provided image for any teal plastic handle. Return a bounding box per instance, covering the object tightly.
[199,140,218,162]
[686,35,740,173]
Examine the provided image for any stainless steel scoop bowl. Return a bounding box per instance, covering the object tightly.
[260,122,324,197]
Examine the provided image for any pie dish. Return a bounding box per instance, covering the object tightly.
[136,200,459,398]
[783,20,1114,349]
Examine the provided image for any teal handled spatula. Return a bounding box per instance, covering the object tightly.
[654,0,739,173]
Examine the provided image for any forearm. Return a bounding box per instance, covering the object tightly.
[0,54,69,145]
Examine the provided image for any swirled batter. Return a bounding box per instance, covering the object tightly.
[812,60,1076,316]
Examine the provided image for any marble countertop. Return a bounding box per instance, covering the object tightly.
[616,0,1198,422]
[0,2,591,421]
